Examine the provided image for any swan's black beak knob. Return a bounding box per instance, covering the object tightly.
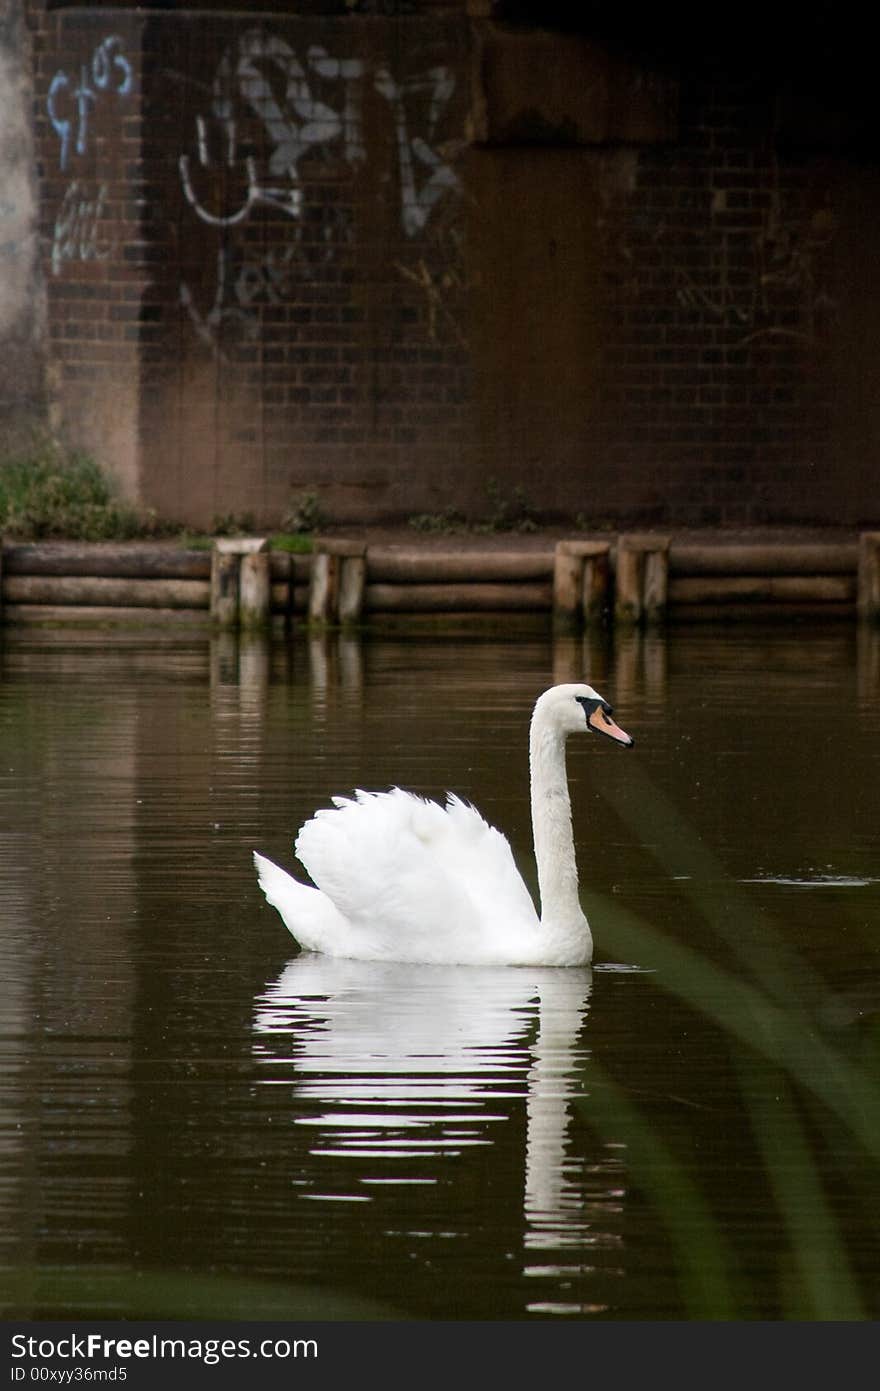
[578,698,634,747]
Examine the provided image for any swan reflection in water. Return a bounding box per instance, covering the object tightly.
[253,955,625,1315]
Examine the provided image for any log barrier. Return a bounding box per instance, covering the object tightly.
[0,535,876,628]
[858,533,880,623]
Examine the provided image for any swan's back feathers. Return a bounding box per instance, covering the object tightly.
[290,787,539,963]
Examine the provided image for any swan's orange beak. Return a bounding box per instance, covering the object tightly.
[588,704,634,747]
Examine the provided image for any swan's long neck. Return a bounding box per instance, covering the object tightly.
[529,712,587,935]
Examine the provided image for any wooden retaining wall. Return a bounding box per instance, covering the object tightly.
[0,534,878,628]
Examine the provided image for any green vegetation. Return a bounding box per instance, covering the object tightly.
[574,511,614,532]
[0,439,319,549]
[199,491,323,549]
[408,505,468,535]
[282,489,326,535]
[210,512,257,537]
[477,478,538,533]
[175,533,214,550]
[0,435,159,541]
[408,479,539,536]
[184,527,313,553]
[268,532,314,554]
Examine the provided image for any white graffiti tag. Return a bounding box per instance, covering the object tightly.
[180,205,353,358]
[228,34,365,175]
[178,29,459,236]
[375,64,461,238]
[180,123,302,225]
[51,179,110,275]
[180,32,364,227]
[180,249,256,353]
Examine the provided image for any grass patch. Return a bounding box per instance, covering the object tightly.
[174,534,215,551]
[172,531,314,554]
[268,532,314,554]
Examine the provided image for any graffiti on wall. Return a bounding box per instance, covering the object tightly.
[47,34,133,171]
[179,30,460,235]
[51,179,109,276]
[180,203,356,354]
[374,62,460,239]
[178,28,464,355]
[606,186,837,349]
[42,25,465,354]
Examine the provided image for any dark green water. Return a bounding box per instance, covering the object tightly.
[1,624,878,1320]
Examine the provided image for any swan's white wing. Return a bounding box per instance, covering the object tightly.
[293,788,538,963]
[432,792,539,925]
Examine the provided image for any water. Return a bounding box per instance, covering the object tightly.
[1,624,878,1320]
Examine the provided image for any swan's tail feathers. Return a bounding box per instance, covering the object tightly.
[253,851,348,955]
[254,851,301,913]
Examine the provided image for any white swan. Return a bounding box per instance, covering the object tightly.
[253,683,633,967]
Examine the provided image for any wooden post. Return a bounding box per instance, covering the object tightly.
[582,546,611,623]
[858,532,880,622]
[615,537,643,626]
[309,539,367,625]
[553,540,611,631]
[553,546,582,632]
[643,538,670,623]
[210,544,240,629]
[211,537,269,629]
[338,551,367,625]
[239,551,271,630]
[308,551,337,623]
[616,534,670,626]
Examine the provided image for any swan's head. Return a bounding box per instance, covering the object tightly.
[534,683,634,747]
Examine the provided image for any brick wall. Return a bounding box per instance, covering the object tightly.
[18,4,880,529]
[596,69,838,526]
[26,3,146,498]
[141,7,472,526]
[25,3,473,526]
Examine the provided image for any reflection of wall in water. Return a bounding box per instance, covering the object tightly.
[0,665,138,1271]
